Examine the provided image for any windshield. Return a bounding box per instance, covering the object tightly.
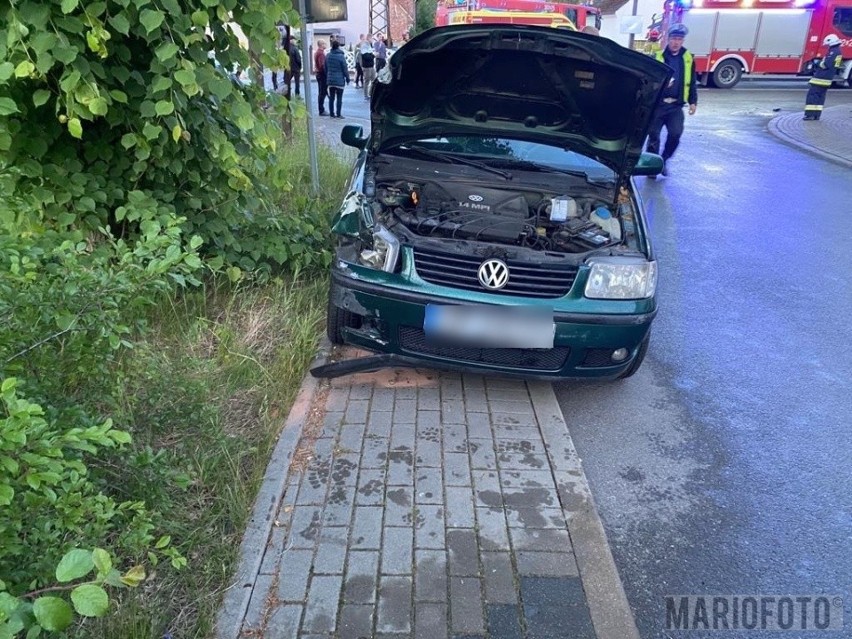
[395,136,617,181]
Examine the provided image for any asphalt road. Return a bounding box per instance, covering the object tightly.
[554,85,852,637]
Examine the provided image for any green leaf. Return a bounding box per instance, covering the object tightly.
[67,117,83,139]
[92,548,112,575]
[56,548,94,582]
[154,535,171,549]
[174,69,195,86]
[33,89,51,107]
[171,124,181,142]
[108,13,130,35]
[26,625,42,639]
[120,133,136,149]
[109,89,127,103]
[33,597,73,632]
[0,62,14,82]
[88,97,108,116]
[155,42,179,62]
[103,569,125,588]
[0,592,18,616]
[0,98,18,116]
[0,484,13,506]
[0,378,14,393]
[191,10,208,26]
[154,100,174,116]
[143,123,161,140]
[61,0,79,13]
[15,61,35,78]
[189,235,203,250]
[139,9,165,34]
[119,565,145,587]
[110,430,131,444]
[70,584,108,617]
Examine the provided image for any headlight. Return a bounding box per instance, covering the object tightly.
[584,257,657,300]
[358,225,401,272]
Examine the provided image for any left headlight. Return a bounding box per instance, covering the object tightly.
[358,225,401,273]
[584,257,657,300]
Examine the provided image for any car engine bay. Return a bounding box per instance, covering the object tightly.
[372,178,635,255]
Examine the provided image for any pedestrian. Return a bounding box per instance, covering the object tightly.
[645,23,697,178]
[354,34,365,88]
[271,22,287,92]
[313,40,328,116]
[326,39,349,118]
[286,38,302,98]
[360,37,377,100]
[803,34,843,121]
[375,33,388,72]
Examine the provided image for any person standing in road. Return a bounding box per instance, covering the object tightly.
[803,34,844,121]
[286,38,302,98]
[375,34,388,72]
[646,23,697,178]
[354,34,365,88]
[326,39,350,118]
[360,37,377,100]
[313,40,328,116]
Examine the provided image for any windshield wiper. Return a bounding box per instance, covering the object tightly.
[485,158,615,185]
[395,145,512,180]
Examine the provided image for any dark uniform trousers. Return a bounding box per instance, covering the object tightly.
[646,101,686,161]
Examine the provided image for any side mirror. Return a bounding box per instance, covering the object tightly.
[633,152,664,176]
[341,124,367,150]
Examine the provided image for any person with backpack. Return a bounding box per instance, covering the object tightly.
[360,37,376,100]
[325,39,350,118]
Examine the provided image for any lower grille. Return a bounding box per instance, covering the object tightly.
[399,326,569,371]
[580,348,618,367]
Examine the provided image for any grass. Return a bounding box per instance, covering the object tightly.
[77,274,328,639]
[73,113,351,639]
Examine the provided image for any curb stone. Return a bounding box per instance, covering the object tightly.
[214,338,332,639]
[528,382,641,639]
[767,108,852,170]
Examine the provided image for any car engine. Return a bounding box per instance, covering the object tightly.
[375,179,626,254]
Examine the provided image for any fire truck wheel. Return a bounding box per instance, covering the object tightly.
[711,60,742,89]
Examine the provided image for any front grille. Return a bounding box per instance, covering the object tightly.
[399,326,569,371]
[412,247,577,298]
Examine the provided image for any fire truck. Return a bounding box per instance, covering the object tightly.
[650,0,852,88]
[436,0,603,32]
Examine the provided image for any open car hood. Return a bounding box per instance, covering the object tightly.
[370,25,672,181]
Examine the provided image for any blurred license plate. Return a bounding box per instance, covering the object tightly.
[423,304,554,349]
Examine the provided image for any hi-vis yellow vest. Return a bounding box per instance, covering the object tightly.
[655,49,694,103]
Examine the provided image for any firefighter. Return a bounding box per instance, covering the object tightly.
[803,34,843,121]
[646,23,697,178]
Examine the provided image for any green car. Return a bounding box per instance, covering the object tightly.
[316,25,671,381]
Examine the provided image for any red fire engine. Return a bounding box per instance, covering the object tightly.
[651,0,852,87]
[436,0,602,31]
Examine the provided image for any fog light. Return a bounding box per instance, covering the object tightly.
[612,348,629,362]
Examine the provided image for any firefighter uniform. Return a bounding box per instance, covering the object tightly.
[804,38,843,120]
[646,25,698,175]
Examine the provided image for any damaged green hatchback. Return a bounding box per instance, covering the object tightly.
[315,25,672,381]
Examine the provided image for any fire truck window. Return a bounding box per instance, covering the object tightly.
[834,8,852,37]
[564,9,578,25]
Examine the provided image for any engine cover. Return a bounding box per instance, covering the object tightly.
[438,184,530,218]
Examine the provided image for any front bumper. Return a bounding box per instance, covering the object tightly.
[330,265,656,380]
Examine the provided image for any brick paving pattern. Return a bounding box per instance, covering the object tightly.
[238,367,596,639]
[770,105,852,167]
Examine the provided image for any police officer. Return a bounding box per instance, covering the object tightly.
[646,23,697,177]
[803,34,843,121]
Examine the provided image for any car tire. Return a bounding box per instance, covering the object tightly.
[711,60,742,89]
[617,334,650,380]
[326,288,360,345]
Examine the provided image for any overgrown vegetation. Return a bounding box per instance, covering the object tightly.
[0,0,351,635]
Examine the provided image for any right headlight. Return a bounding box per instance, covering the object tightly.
[584,257,657,300]
[357,224,401,273]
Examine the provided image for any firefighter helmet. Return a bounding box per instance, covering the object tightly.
[823,34,841,47]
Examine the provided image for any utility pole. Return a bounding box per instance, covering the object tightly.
[627,0,640,50]
[298,0,320,193]
[370,0,390,37]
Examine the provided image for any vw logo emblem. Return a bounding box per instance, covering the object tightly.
[478,259,509,290]
[468,194,484,202]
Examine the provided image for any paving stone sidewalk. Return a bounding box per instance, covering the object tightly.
[216,349,638,639]
[768,104,852,168]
